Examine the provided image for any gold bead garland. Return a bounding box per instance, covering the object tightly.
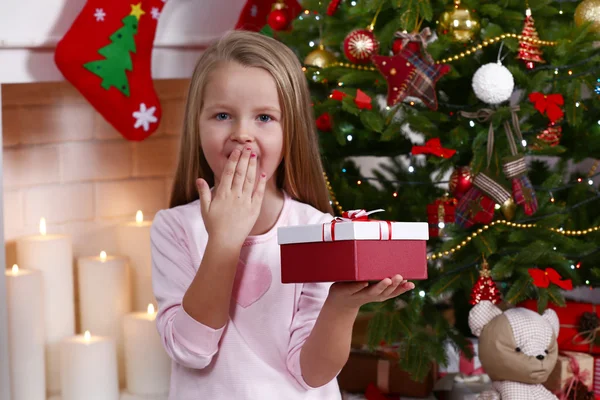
[304,34,558,70]
[324,172,344,215]
[435,33,557,64]
[427,220,600,260]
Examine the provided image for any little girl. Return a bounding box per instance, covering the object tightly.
[150,30,415,399]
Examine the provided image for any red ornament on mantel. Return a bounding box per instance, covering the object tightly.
[535,123,562,148]
[470,258,502,305]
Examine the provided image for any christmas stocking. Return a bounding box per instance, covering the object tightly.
[234,0,302,32]
[55,0,164,141]
[456,173,515,228]
[502,121,538,215]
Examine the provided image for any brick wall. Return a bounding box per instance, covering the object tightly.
[2,79,189,267]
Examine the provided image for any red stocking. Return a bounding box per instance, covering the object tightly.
[235,0,302,32]
[55,0,164,141]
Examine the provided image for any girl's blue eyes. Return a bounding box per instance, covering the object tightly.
[215,113,273,122]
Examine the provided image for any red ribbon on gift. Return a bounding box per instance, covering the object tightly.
[411,138,456,159]
[560,353,592,400]
[322,209,393,242]
[529,92,565,124]
[528,268,573,290]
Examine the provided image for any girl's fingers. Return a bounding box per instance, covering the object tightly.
[232,147,252,192]
[196,178,211,217]
[368,278,393,296]
[242,152,258,194]
[218,148,242,192]
[380,275,403,297]
[251,171,268,206]
[389,281,415,297]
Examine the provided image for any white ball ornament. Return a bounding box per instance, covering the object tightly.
[471,62,515,105]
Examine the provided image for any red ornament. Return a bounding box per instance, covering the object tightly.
[535,123,562,148]
[426,196,457,237]
[528,268,573,290]
[516,9,545,69]
[392,38,404,54]
[529,92,564,123]
[315,112,332,132]
[343,29,379,64]
[354,89,372,110]
[268,8,290,31]
[412,138,456,158]
[470,259,502,305]
[449,166,473,200]
[235,0,301,32]
[327,0,342,16]
[330,89,347,101]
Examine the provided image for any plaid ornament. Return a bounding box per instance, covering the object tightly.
[501,116,538,216]
[455,187,495,228]
[372,28,450,110]
[503,156,538,215]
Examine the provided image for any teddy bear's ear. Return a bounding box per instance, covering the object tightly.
[542,308,560,336]
[469,300,503,337]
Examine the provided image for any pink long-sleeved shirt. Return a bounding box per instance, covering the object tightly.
[150,191,343,399]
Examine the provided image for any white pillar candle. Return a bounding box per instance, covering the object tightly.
[77,251,132,386]
[59,331,119,400]
[123,304,171,395]
[5,265,45,400]
[116,211,154,311]
[15,218,74,395]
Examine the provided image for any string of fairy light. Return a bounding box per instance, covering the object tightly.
[324,165,600,266]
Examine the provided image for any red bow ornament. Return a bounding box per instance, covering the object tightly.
[411,138,456,158]
[529,92,564,124]
[528,267,573,290]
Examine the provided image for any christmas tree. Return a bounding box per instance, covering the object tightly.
[267,0,600,380]
[84,4,144,96]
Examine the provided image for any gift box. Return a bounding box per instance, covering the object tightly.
[337,349,437,398]
[520,300,600,355]
[438,338,484,377]
[433,373,493,400]
[544,351,594,396]
[278,209,429,283]
[426,197,457,238]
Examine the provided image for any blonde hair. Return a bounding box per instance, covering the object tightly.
[169,30,333,215]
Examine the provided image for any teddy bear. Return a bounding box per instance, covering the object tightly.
[468,300,560,400]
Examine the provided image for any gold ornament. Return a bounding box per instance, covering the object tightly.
[304,45,337,68]
[575,0,600,33]
[500,197,517,221]
[437,0,480,42]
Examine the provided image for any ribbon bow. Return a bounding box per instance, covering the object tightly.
[412,138,456,158]
[559,354,591,400]
[528,267,573,290]
[337,209,384,221]
[529,92,564,124]
[394,27,433,62]
[460,106,523,168]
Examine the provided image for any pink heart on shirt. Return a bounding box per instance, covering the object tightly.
[232,259,272,308]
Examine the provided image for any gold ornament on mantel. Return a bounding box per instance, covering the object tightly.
[575,0,600,33]
[304,44,337,68]
[437,0,480,42]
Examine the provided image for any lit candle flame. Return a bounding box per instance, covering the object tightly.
[84,330,91,341]
[39,218,47,236]
[99,251,107,262]
[12,264,19,274]
[147,304,155,314]
[135,210,144,224]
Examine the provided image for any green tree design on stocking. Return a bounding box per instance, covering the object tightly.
[84,9,141,96]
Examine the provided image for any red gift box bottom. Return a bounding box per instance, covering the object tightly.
[281,240,427,283]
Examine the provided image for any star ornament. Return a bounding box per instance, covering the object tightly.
[130,2,145,20]
[372,42,450,110]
